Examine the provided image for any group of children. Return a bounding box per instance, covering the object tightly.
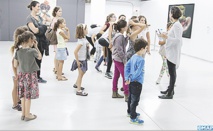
[10,0,175,125]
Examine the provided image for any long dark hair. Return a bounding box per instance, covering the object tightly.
[114,20,127,32]
[52,6,61,17]
[27,1,39,11]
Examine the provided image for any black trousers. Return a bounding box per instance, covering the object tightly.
[35,49,44,79]
[98,38,112,73]
[167,60,176,96]
[86,36,96,55]
[127,81,142,119]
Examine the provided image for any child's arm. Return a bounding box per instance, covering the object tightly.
[33,40,42,60]
[99,24,107,34]
[91,34,96,44]
[59,27,70,40]
[146,31,151,54]
[12,58,18,80]
[129,20,146,41]
[14,59,18,68]
[124,60,131,84]
[74,44,83,67]
[108,22,115,49]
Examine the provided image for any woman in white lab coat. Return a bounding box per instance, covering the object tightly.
[158,6,183,99]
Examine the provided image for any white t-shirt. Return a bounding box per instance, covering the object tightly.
[138,27,149,41]
[77,38,88,61]
[87,27,101,37]
[56,28,66,48]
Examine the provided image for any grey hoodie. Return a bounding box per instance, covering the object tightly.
[112,33,129,64]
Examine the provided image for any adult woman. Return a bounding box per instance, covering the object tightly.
[51,6,62,74]
[158,6,183,99]
[26,1,48,83]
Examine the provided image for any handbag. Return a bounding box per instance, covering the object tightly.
[45,18,58,45]
[45,28,58,45]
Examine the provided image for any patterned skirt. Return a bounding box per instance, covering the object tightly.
[18,71,39,100]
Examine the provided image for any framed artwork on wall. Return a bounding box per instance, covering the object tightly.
[168,4,195,38]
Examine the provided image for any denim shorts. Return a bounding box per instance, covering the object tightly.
[56,48,67,60]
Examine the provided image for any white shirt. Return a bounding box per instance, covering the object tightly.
[77,38,88,61]
[87,27,101,37]
[138,27,149,41]
[165,21,183,69]
[56,29,66,48]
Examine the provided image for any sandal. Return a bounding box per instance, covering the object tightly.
[21,113,32,120]
[54,70,64,75]
[73,84,85,90]
[56,76,66,79]
[58,77,68,81]
[76,91,88,96]
[12,104,22,111]
[24,114,37,121]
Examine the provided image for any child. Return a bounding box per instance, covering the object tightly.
[54,17,70,81]
[156,22,172,84]
[111,20,128,101]
[14,31,42,121]
[11,26,28,111]
[124,38,148,125]
[71,24,88,96]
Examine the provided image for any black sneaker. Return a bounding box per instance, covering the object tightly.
[38,78,47,83]
[95,67,102,73]
[105,72,112,79]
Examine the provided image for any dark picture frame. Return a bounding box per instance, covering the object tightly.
[168,4,195,38]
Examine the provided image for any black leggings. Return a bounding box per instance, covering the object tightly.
[86,36,96,55]
[36,49,44,79]
[98,38,112,73]
[167,60,176,95]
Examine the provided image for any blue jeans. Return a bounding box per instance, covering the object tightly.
[127,81,142,119]
[95,56,104,68]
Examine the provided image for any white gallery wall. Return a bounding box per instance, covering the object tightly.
[139,0,213,62]
[85,0,141,25]
[85,0,213,62]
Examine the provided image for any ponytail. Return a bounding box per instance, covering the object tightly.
[27,1,39,11]
[53,22,59,31]
[53,18,65,31]
[114,20,127,32]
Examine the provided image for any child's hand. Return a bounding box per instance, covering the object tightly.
[33,40,38,47]
[125,80,130,85]
[64,27,69,32]
[160,32,168,39]
[77,61,82,67]
[128,20,134,25]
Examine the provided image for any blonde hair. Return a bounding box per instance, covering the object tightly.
[75,24,87,39]
[10,26,29,55]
